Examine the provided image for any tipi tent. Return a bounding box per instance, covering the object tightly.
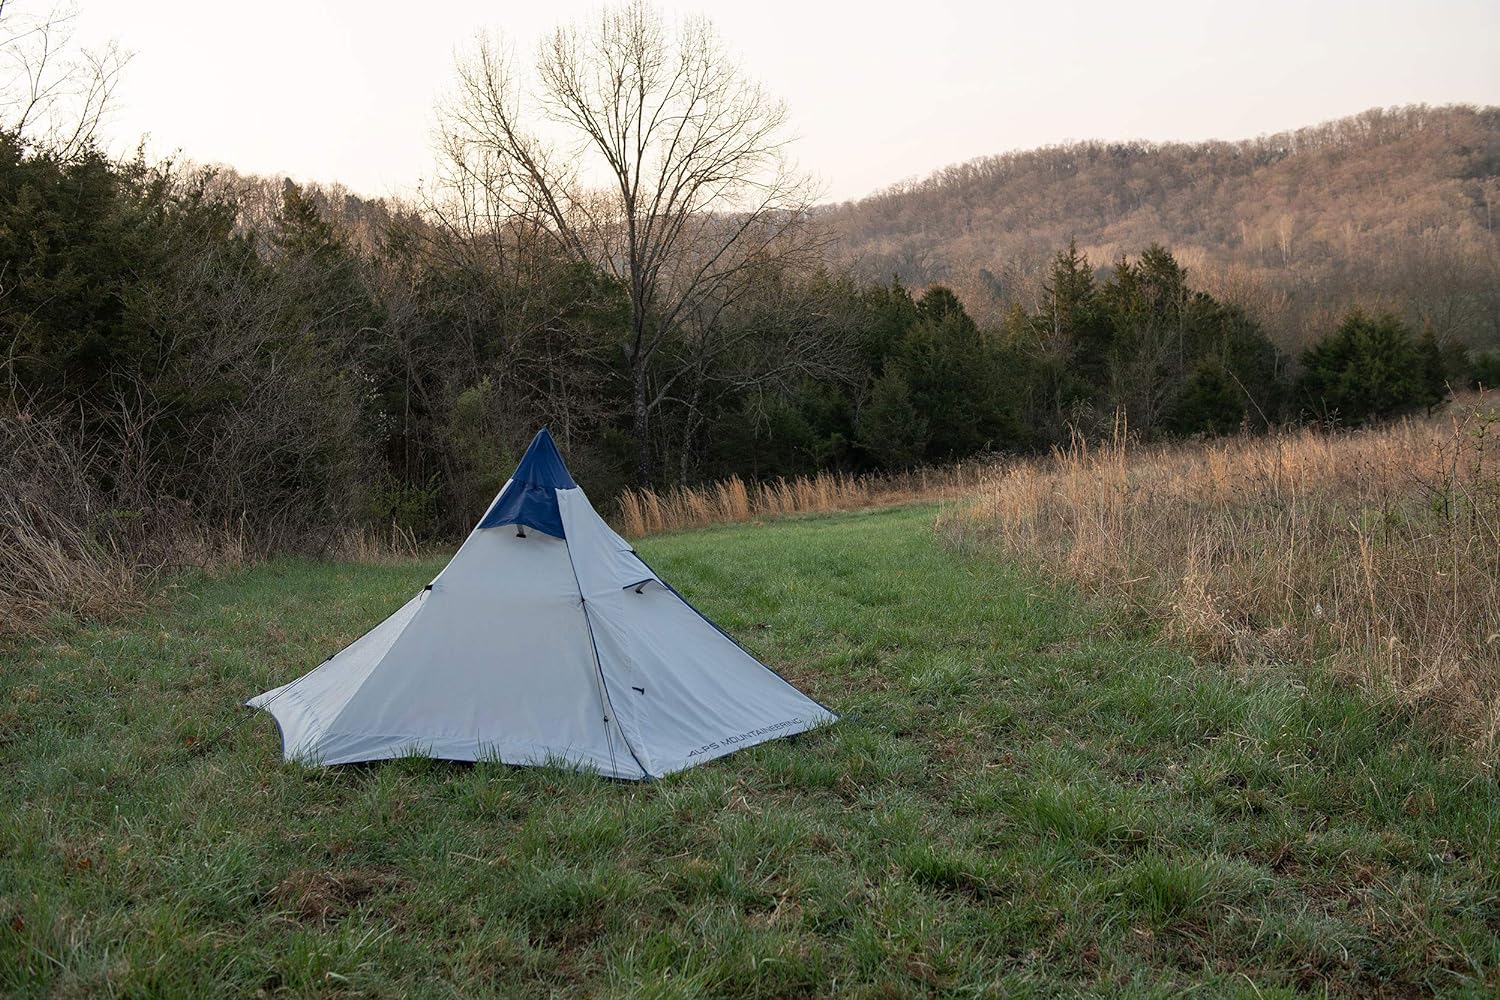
[249,428,835,779]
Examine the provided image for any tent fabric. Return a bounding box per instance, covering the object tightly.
[248,429,835,779]
[477,429,578,537]
[477,481,566,539]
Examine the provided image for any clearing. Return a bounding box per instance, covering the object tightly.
[2,506,1497,996]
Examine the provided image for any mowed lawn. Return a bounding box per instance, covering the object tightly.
[3,506,1498,997]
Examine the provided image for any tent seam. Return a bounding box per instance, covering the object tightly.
[562,510,654,780]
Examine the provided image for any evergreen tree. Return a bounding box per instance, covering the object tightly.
[1471,351,1500,390]
[857,279,919,376]
[1298,310,1427,425]
[856,370,928,468]
[914,284,973,330]
[872,285,1027,462]
[1030,240,1109,439]
[1093,245,1192,436]
[1163,361,1244,436]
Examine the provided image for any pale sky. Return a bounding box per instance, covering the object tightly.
[74,0,1500,204]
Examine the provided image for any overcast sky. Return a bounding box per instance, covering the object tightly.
[74,0,1500,204]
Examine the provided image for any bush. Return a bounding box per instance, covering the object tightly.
[1297,310,1431,425]
[0,408,155,636]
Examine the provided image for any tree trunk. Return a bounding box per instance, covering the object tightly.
[632,358,653,487]
[679,378,704,484]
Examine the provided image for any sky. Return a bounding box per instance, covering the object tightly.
[72,0,1500,204]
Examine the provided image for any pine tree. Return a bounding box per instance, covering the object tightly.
[1298,310,1426,425]
[856,370,928,468]
[1038,239,1097,351]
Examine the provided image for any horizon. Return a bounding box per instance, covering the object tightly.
[70,0,1500,204]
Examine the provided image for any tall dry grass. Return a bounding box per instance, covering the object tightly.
[0,405,424,641]
[1,408,152,638]
[615,464,996,537]
[939,397,1500,758]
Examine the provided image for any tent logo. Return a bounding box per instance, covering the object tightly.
[686,717,805,758]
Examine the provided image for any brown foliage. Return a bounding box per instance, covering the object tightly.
[0,406,155,637]
[827,105,1500,353]
[268,866,404,926]
[939,396,1500,758]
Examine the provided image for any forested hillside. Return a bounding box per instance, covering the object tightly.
[824,105,1500,352]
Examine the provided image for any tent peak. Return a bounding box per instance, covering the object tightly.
[476,427,576,536]
[511,427,576,490]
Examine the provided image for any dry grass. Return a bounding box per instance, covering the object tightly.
[939,395,1500,758]
[0,406,424,641]
[0,491,146,636]
[324,522,422,563]
[0,408,152,638]
[615,464,997,538]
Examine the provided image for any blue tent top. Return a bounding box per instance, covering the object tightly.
[477,428,576,538]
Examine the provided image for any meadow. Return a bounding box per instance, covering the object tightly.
[3,505,1498,996]
[940,399,1500,762]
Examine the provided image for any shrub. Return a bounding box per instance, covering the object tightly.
[1297,310,1430,425]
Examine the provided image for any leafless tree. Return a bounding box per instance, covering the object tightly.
[438,1,819,484]
[0,0,127,157]
[659,265,861,479]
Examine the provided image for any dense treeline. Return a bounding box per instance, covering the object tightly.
[2,132,1472,555]
[826,105,1500,357]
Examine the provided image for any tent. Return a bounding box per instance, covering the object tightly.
[248,428,836,779]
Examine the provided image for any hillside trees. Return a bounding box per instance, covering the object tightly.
[0,100,1468,567]
[0,140,373,530]
[825,105,1500,357]
[2,120,1452,553]
[5,4,1486,639]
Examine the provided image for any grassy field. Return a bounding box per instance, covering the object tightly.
[3,505,1498,996]
[940,403,1500,760]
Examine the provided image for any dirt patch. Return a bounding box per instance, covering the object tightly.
[268,865,404,926]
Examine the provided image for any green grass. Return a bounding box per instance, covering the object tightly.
[3,505,1498,996]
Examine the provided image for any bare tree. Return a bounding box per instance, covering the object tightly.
[659,265,861,479]
[0,0,127,157]
[438,1,819,484]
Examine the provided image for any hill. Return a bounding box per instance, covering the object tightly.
[822,105,1500,351]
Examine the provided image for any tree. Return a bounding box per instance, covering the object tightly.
[857,279,919,376]
[1163,361,1244,437]
[1039,240,1099,355]
[856,370,926,469]
[1470,352,1500,390]
[1096,244,1191,437]
[1416,325,1449,412]
[1298,310,1427,425]
[0,0,127,157]
[861,285,1025,464]
[660,265,860,480]
[1025,240,1108,441]
[438,1,818,485]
